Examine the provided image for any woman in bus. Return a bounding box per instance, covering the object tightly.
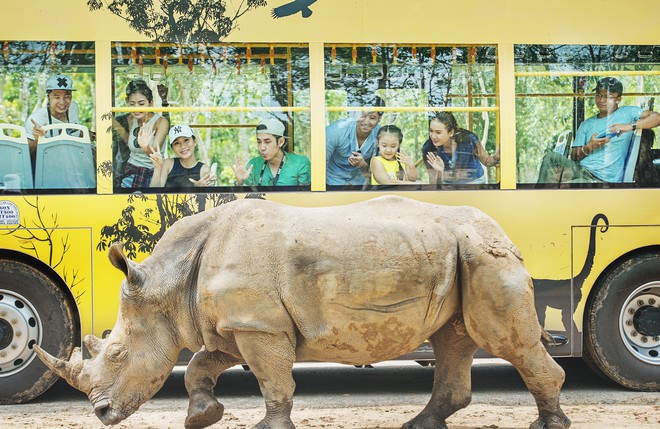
[117,79,169,189]
[422,112,499,185]
[232,118,311,186]
[370,125,418,184]
[149,124,216,188]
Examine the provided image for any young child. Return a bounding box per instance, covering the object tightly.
[369,125,418,185]
[149,124,216,188]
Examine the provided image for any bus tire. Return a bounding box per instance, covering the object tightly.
[0,259,76,404]
[583,252,660,392]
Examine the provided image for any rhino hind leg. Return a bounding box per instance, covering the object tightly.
[462,257,571,429]
[402,316,478,429]
[184,348,242,429]
[234,331,296,429]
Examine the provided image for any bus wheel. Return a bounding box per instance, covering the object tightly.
[583,252,660,391]
[0,260,76,404]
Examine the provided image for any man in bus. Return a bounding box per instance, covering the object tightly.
[536,77,660,186]
[25,74,80,164]
[325,96,384,187]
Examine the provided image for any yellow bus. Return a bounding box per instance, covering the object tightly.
[1,0,658,404]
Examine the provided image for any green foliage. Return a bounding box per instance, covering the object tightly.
[324,58,499,184]
[515,74,574,183]
[514,56,660,183]
[0,67,95,130]
[112,45,311,186]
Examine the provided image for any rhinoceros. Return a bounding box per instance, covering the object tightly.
[35,195,570,429]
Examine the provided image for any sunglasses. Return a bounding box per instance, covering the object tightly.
[133,126,141,148]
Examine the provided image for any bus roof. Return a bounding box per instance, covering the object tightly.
[2,0,659,45]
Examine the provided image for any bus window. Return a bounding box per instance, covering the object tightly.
[111,43,311,193]
[324,44,500,190]
[515,44,660,188]
[0,41,96,194]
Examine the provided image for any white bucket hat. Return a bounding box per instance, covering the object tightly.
[46,74,75,91]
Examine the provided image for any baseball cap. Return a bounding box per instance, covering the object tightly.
[256,118,286,137]
[168,124,195,145]
[46,74,75,91]
[594,77,623,95]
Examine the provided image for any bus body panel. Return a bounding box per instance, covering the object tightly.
[0,0,658,402]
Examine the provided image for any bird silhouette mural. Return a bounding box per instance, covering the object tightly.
[272,0,318,18]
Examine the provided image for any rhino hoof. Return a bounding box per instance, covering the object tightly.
[529,414,571,429]
[401,414,448,429]
[185,399,224,429]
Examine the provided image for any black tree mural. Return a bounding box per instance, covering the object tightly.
[87,0,267,42]
[97,193,239,259]
[1,197,86,303]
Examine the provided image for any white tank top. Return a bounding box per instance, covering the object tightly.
[127,113,165,168]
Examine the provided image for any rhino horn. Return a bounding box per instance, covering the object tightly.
[33,345,86,392]
[84,334,104,358]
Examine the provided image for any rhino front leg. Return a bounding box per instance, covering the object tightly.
[402,316,478,429]
[184,347,242,429]
[235,331,297,429]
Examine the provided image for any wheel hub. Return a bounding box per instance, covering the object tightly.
[633,306,660,337]
[620,287,660,365]
[0,290,42,377]
[0,318,13,350]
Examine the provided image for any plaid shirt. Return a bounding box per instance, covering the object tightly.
[119,163,154,189]
[422,130,485,183]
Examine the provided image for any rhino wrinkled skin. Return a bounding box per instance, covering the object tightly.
[36,196,570,429]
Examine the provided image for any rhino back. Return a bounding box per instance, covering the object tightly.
[184,197,471,362]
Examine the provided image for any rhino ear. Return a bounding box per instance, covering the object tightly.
[108,242,145,289]
[83,334,104,358]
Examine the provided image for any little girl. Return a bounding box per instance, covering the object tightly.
[149,124,216,188]
[370,125,418,185]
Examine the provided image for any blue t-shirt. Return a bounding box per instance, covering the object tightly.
[573,105,643,182]
[326,117,380,185]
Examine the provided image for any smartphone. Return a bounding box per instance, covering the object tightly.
[210,163,218,178]
[596,129,618,139]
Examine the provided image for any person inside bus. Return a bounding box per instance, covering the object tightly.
[370,125,418,185]
[422,112,499,186]
[25,74,81,165]
[536,77,660,186]
[635,129,660,186]
[113,83,170,187]
[325,96,384,187]
[231,118,311,187]
[117,80,169,189]
[148,124,215,188]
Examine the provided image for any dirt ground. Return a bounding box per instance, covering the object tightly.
[2,403,659,429]
[2,360,658,428]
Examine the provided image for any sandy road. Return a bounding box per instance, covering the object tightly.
[1,358,658,428]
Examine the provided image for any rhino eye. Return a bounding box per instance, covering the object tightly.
[106,344,127,363]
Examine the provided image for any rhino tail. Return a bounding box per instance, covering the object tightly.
[540,329,568,347]
[540,329,554,345]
